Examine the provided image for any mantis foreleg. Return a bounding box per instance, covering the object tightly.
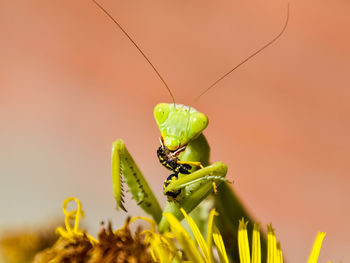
[111,139,162,223]
[163,162,228,194]
[159,162,228,232]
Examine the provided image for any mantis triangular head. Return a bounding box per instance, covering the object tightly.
[154,103,208,151]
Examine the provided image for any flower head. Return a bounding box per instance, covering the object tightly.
[29,198,331,263]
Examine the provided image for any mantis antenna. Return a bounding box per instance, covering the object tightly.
[90,0,176,105]
[191,3,290,105]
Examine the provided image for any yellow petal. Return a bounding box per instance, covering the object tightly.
[276,242,283,263]
[206,208,219,261]
[252,223,261,263]
[127,216,156,232]
[267,224,277,263]
[307,232,326,263]
[238,218,251,263]
[143,230,178,263]
[180,208,213,263]
[62,197,84,233]
[212,225,229,263]
[164,212,205,263]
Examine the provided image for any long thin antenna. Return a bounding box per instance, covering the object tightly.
[192,3,290,104]
[90,0,176,104]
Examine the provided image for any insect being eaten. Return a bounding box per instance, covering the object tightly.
[90,0,289,252]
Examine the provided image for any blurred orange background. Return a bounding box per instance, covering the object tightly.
[1,0,349,261]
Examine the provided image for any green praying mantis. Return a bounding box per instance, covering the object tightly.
[91,0,289,261]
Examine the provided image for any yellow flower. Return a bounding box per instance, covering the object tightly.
[165,209,329,263]
[129,216,179,263]
[34,198,154,262]
[55,197,97,244]
[30,197,330,263]
[164,208,230,263]
[238,219,328,263]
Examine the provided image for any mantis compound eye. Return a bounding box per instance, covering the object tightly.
[188,112,209,139]
[154,103,170,125]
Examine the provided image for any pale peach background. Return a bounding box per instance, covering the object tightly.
[1,0,349,262]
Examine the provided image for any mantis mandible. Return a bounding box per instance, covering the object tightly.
[91,0,289,258]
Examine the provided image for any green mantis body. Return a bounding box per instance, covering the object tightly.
[91,0,288,260]
[111,103,261,261]
[112,103,228,232]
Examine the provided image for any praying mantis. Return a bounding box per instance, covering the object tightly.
[91,0,289,261]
